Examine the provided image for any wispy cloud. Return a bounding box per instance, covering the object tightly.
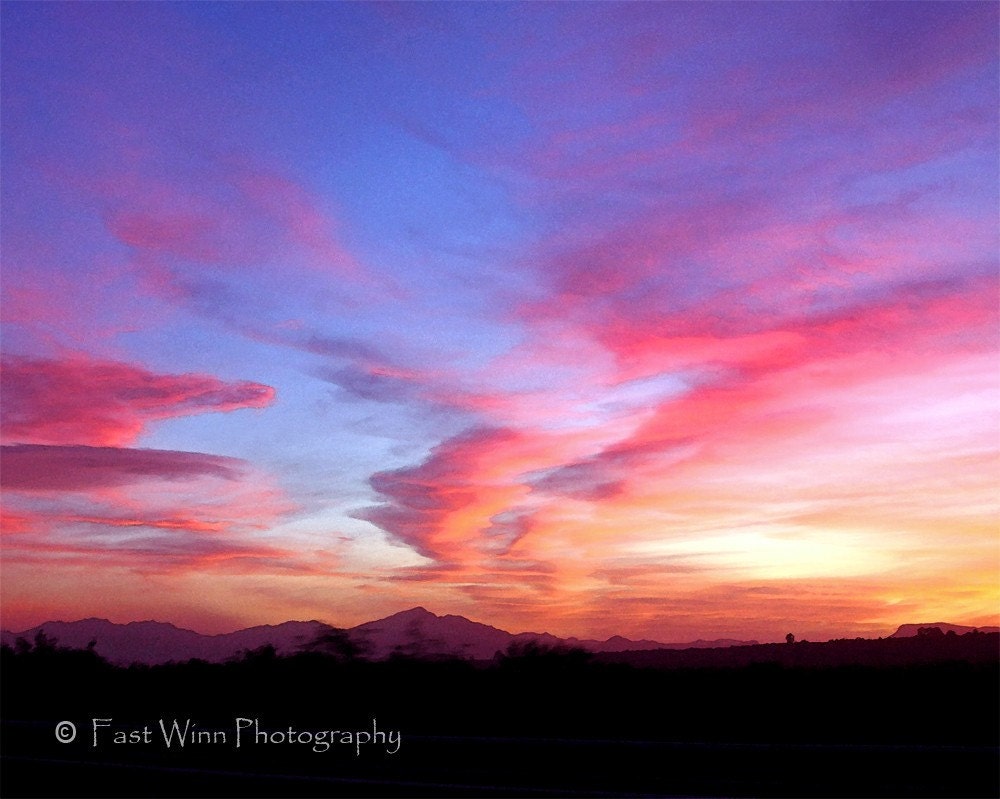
[1,355,273,446]
[2,1,996,638]
[1,444,241,491]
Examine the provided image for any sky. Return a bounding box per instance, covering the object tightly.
[1,2,997,643]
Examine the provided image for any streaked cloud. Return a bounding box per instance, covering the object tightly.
[2,355,273,446]
[1,1,996,638]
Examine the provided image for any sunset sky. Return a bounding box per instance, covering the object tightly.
[2,2,997,642]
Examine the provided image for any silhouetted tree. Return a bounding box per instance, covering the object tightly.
[230,643,278,663]
[301,628,366,661]
[785,633,795,644]
[497,640,592,671]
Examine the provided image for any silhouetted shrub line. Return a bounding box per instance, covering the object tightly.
[3,632,997,798]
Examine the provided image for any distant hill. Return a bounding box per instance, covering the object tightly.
[351,607,512,660]
[13,609,991,668]
[350,607,758,660]
[889,622,1000,638]
[0,607,756,666]
[598,630,1000,670]
[0,618,331,666]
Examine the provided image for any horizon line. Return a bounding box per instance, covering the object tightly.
[3,607,997,646]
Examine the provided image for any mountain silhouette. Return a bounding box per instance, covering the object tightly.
[0,617,330,666]
[12,608,988,666]
[889,622,999,637]
[350,607,513,659]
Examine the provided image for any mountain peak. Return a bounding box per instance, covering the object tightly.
[394,606,437,619]
[124,619,185,631]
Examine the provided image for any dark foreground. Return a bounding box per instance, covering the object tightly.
[2,633,998,798]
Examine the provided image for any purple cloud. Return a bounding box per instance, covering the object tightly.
[1,445,243,492]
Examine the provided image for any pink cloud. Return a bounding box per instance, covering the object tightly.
[481,509,537,555]
[0,445,242,492]
[230,167,362,278]
[2,445,304,579]
[1,354,274,446]
[464,3,997,186]
[108,209,230,265]
[1,343,297,577]
[2,529,302,576]
[572,276,999,479]
[63,514,229,533]
[98,161,366,281]
[0,510,35,536]
[359,426,521,560]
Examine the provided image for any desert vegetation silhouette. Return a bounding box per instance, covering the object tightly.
[2,628,997,798]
